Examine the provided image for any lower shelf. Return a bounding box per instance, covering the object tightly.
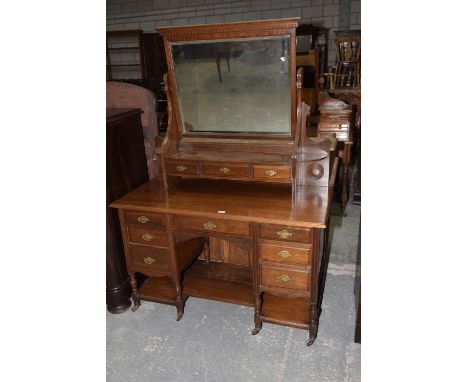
[183,261,254,307]
[138,276,177,305]
[262,293,309,329]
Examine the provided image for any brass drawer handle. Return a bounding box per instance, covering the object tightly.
[203,222,217,230]
[176,165,187,172]
[276,230,292,239]
[275,274,291,282]
[265,169,277,177]
[219,167,231,174]
[141,233,154,241]
[276,250,292,258]
[137,216,150,224]
[143,256,156,264]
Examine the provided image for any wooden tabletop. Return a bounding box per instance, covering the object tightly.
[110,177,331,228]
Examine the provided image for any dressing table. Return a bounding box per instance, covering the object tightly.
[110,19,338,346]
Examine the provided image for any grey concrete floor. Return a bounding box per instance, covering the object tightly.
[107,182,361,382]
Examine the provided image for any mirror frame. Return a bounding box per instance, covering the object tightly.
[158,18,299,140]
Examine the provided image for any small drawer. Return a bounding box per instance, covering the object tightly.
[172,215,250,236]
[165,160,199,175]
[127,225,168,247]
[259,224,311,243]
[202,162,249,178]
[128,244,170,273]
[261,265,309,292]
[124,210,165,228]
[253,165,291,181]
[260,241,311,266]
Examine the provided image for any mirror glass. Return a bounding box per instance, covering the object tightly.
[170,36,291,134]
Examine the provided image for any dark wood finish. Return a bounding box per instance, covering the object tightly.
[128,245,170,274]
[184,261,254,306]
[112,178,330,229]
[312,95,354,213]
[262,293,309,328]
[138,276,177,305]
[259,224,312,243]
[252,165,291,181]
[127,225,168,247]
[173,215,250,236]
[106,108,149,313]
[333,30,361,91]
[111,158,337,344]
[296,23,329,76]
[202,162,249,178]
[156,19,336,189]
[123,210,165,229]
[165,160,199,176]
[260,240,311,266]
[328,90,361,205]
[261,265,310,292]
[109,20,339,345]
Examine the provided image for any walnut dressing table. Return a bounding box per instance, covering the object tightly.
[110,19,338,346]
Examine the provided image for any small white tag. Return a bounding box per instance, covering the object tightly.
[217,210,226,214]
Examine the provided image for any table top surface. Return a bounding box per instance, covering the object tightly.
[110,177,331,228]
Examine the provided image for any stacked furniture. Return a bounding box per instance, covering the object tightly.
[106,81,159,179]
[110,19,338,346]
[107,30,169,136]
[106,108,149,313]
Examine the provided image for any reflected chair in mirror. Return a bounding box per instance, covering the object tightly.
[106,81,160,179]
[215,42,233,83]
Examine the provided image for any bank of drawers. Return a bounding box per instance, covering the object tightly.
[259,224,313,293]
[123,210,169,275]
[165,159,291,182]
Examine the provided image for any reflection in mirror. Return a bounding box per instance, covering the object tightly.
[170,36,291,134]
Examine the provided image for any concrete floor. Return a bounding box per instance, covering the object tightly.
[107,183,361,381]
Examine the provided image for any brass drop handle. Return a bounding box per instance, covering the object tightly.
[276,274,291,282]
[137,216,150,224]
[276,230,292,239]
[219,167,231,174]
[141,233,154,241]
[144,256,156,264]
[265,169,277,177]
[176,165,187,172]
[203,222,217,230]
[276,250,292,258]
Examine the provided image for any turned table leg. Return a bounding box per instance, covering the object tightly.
[307,303,319,346]
[251,292,263,335]
[129,273,141,312]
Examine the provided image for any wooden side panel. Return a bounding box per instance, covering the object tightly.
[209,237,251,267]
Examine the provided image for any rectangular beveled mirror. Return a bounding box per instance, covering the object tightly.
[169,36,291,134]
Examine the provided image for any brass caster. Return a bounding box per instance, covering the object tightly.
[307,337,316,346]
[176,313,183,321]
